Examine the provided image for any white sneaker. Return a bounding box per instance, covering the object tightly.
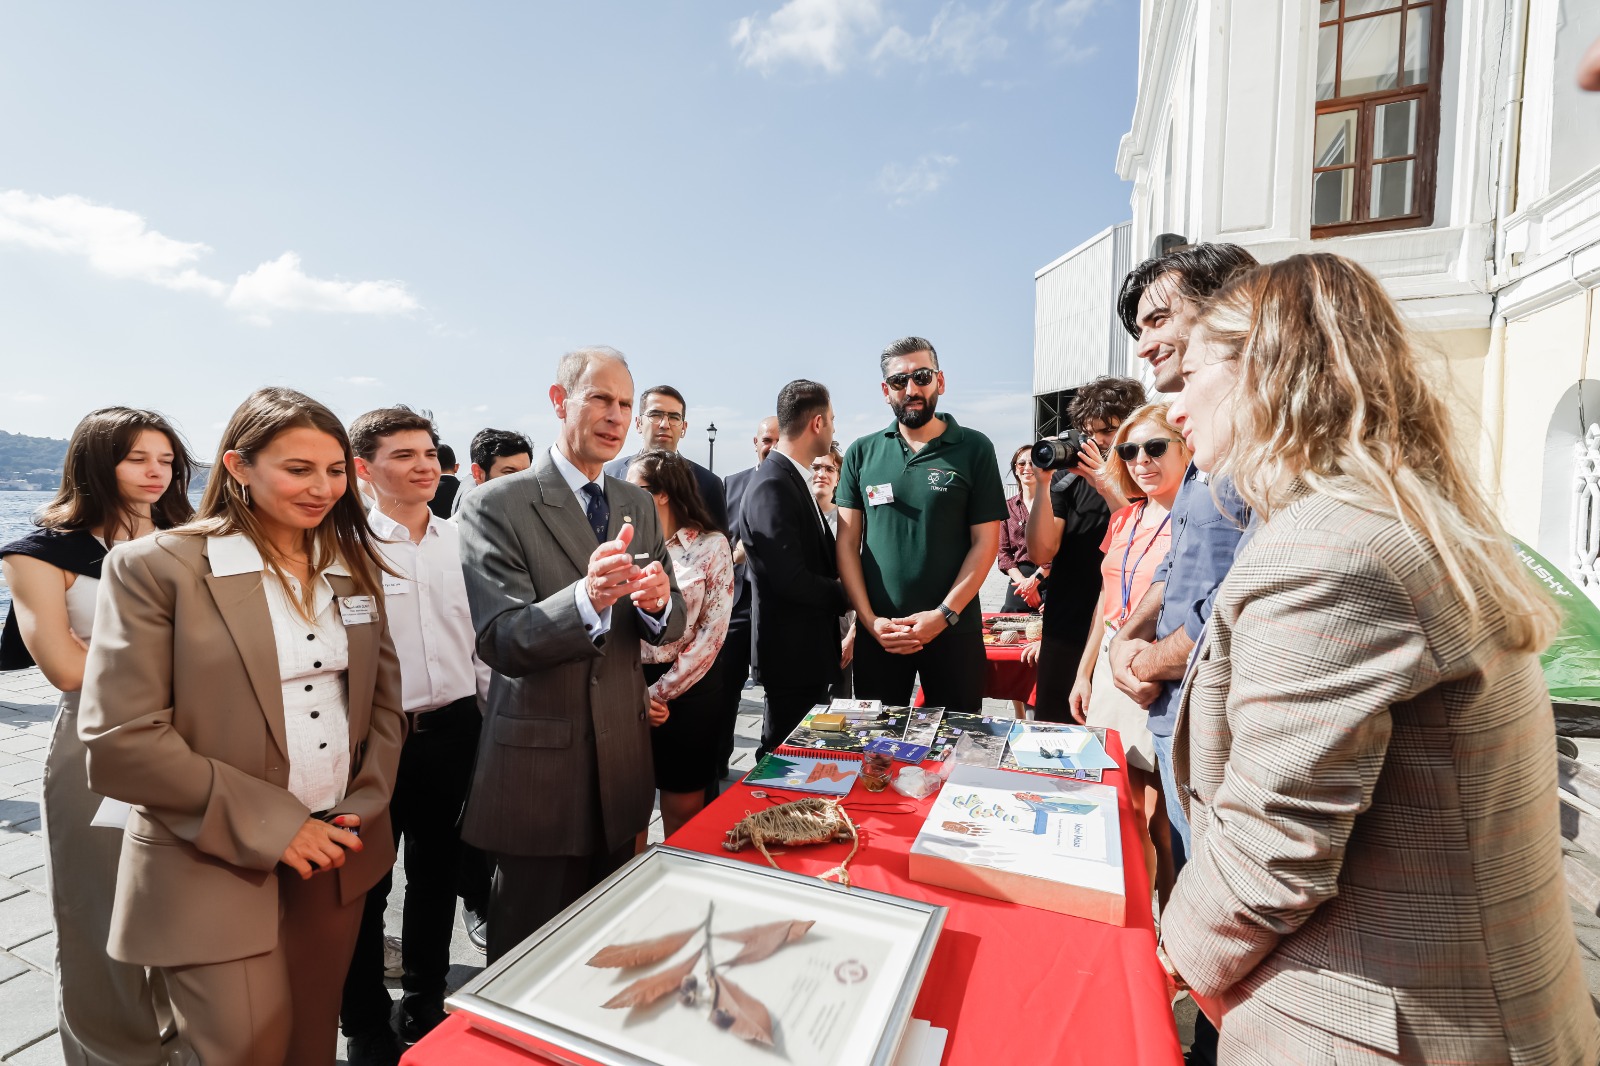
[383,934,403,979]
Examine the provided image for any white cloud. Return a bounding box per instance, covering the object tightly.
[877,154,959,207]
[0,190,420,326]
[1,391,46,405]
[1027,0,1098,60]
[0,190,227,297]
[732,0,885,74]
[337,375,382,386]
[871,3,1007,73]
[226,253,418,325]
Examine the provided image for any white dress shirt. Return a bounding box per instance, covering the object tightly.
[367,508,481,714]
[547,444,670,641]
[207,535,351,813]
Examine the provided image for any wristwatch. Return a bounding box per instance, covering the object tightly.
[1155,942,1188,991]
[936,603,960,628]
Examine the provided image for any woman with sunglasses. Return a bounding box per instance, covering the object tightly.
[1066,403,1187,900]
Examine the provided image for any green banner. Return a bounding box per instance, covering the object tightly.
[1513,541,1600,706]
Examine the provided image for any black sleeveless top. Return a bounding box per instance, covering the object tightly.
[0,528,108,671]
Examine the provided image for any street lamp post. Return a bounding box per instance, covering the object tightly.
[706,423,718,473]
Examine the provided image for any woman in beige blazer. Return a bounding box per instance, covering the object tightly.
[79,387,406,1066]
[1160,254,1600,1064]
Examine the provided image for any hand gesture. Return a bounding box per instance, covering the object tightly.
[840,624,856,669]
[1068,675,1091,725]
[647,695,670,726]
[1014,572,1043,609]
[895,609,948,648]
[585,523,659,612]
[629,560,671,615]
[1109,637,1162,708]
[280,815,362,879]
[871,615,921,655]
[1019,640,1041,666]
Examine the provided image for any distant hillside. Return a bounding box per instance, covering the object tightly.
[0,430,68,484]
[0,430,211,490]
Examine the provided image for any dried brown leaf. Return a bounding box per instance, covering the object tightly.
[587,927,699,969]
[715,919,815,966]
[600,949,702,1009]
[714,975,774,1045]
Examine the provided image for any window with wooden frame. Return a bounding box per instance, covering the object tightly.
[1312,0,1445,236]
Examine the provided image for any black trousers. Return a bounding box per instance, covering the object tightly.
[853,625,985,711]
[485,843,634,965]
[340,697,480,1032]
[1033,629,1092,722]
[758,682,836,761]
[709,618,752,782]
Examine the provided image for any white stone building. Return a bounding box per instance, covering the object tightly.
[1037,0,1600,590]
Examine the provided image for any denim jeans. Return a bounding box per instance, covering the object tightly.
[1151,732,1190,875]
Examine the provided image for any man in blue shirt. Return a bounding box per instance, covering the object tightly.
[1105,246,1256,1066]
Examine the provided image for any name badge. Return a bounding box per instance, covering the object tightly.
[865,483,895,506]
[339,596,377,626]
[381,574,409,597]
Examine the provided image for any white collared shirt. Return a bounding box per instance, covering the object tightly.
[366,508,480,714]
[207,535,351,813]
[547,444,670,640]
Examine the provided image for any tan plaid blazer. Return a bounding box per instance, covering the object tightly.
[1163,489,1600,1065]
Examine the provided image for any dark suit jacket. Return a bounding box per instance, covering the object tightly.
[604,452,729,534]
[736,452,847,692]
[724,467,755,625]
[457,450,686,858]
[428,473,460,520]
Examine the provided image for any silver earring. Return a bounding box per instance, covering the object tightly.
[240,483,252,506]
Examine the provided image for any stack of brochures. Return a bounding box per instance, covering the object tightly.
[907,765,1126,924]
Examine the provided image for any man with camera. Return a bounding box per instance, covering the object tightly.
[1024,376,1145,721]
[836,336,1007,712]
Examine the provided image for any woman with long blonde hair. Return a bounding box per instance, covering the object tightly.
[1158,253,1597,1064]
[78,387,406,1066]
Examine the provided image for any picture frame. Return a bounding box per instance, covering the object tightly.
[448,845,947,1066]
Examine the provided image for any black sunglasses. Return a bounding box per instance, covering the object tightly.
[1114,438,1183,462]
[884,368,938,390]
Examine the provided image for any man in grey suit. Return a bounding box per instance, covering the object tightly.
[457,346,686,963]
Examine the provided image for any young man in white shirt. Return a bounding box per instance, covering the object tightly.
[340,407,485,1064]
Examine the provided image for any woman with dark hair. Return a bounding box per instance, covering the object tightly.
[0,407,193,1065]
[77,387,406,1065]
[626,449,734,837]
[997,444,1043,613]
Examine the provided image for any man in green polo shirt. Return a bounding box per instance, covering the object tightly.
[835,336,1007,711]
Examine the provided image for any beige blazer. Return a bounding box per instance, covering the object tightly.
[78,532,405,968]
[1163,488,1600,1065]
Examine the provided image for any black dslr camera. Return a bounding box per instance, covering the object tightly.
[1030,428,1092,471]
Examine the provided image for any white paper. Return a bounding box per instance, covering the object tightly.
[91,796,132,830]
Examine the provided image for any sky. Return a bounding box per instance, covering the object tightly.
[0,1,1139,473]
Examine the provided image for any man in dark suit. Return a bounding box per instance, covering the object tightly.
[704,416,779,800]
[737,384,848,758]
[603,384,728,532]
[427,443,461,518]
[457,346,686,963]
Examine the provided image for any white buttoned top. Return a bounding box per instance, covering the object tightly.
[207,535,352,813]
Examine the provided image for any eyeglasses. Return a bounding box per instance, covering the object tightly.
[884,368,938,391]
[1113,438,1183,462]
[642,411,684,425]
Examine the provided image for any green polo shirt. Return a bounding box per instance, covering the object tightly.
[836,414,1008,633]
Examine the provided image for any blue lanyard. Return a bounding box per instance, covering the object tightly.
[1117,502,1171,624]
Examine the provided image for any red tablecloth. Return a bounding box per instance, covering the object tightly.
[404,732,1181,1066]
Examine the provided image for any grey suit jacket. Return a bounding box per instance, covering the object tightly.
[1164,488,1600,1065]
[456,449,685,857]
